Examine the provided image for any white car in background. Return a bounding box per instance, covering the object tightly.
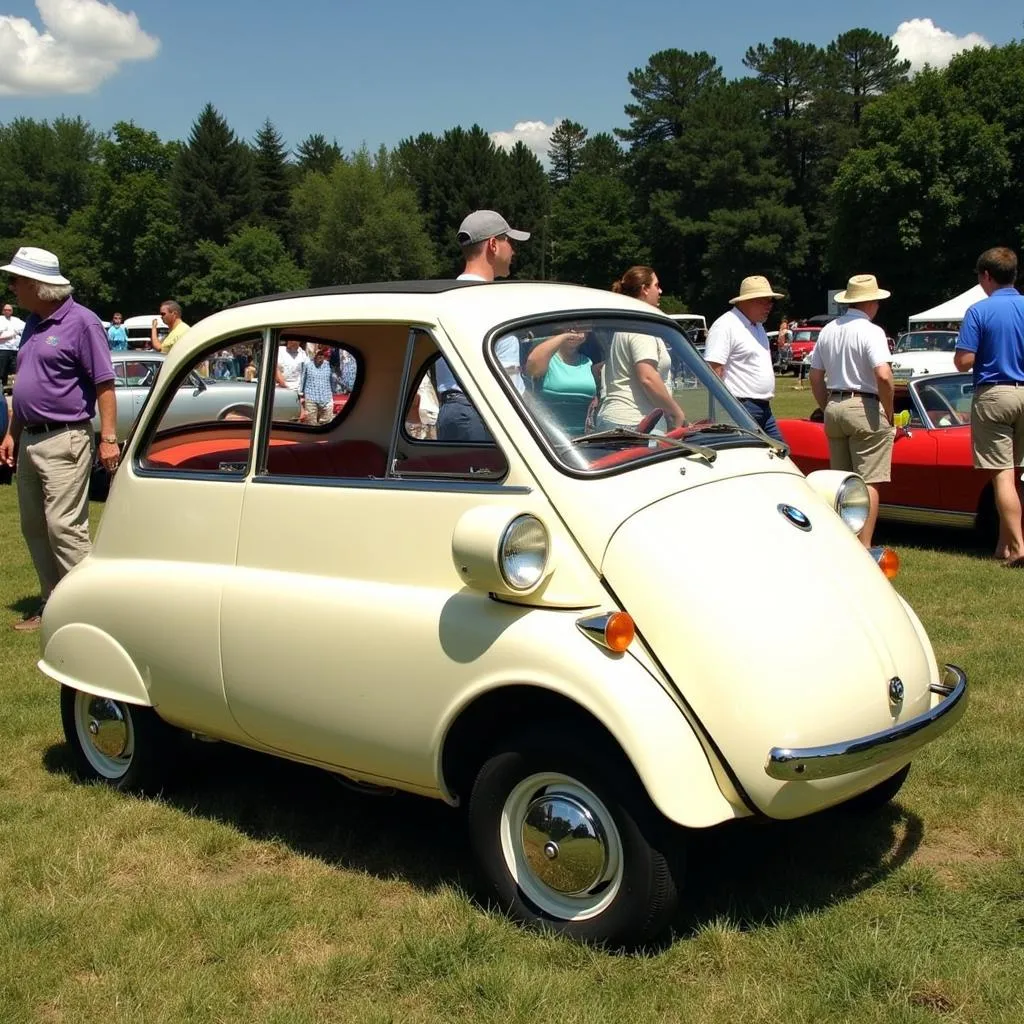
[123,314,168,349]
[890,330,959,382]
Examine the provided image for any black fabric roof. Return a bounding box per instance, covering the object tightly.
[230,278,558,309]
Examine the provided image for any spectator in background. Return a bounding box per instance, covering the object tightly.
[0,247,118,631]
[151,300,189,353]
[436,210,529,442]
[954,246,1024,565]
[704,275,785,441]
[0,301,25,391]
[298,345,334,425]
[106,311,127,351]
[808,274,895,549]
[598,266,687,432]
[276,335,308,392]
[525,327,596,436]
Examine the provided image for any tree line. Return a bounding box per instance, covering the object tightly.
[1,29,1021,330]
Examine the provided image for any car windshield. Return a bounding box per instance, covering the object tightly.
[912,375,973,428]
[895,331,958,353]
[493,314,771,473]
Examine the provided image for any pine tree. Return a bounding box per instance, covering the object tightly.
[171,103,257,254]
[252,119,291,235]
[295,133,343,176]
[548,120,588,187]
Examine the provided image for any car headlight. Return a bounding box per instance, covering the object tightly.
[499,515,549,591]
[835,474,870,534]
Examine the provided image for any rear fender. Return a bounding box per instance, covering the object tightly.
[39,623,151,707]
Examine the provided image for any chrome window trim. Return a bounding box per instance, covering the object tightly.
[252,474,532,495]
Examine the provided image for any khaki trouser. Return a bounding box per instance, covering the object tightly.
[17,425,94,602]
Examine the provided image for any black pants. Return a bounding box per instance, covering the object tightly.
[436,391,492,442]
[0,349,16,388]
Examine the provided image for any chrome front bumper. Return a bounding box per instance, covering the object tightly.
[765,664,967,782]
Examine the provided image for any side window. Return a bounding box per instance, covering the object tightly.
[113,361,127,387]
[125,361,156,388]
[397,348,508,480]
[271,337,358,429]
[138,335,263,475]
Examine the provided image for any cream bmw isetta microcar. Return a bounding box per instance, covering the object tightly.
[40,281,967,946]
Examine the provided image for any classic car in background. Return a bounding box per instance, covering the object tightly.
[47,281,965,946]
[890,330,959,381]
[779,371,1007,542]
[94,352,301,443]
[777,324,821,374]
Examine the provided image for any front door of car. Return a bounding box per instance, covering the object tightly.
[218,325,547,790]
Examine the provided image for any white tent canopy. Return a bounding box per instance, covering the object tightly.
[908,284,985,325]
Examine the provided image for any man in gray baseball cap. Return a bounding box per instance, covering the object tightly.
[434,211,531,441]
[456,210,529,282]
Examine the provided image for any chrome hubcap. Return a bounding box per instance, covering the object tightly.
[74,691,134,779]
[501,772,624,922]
[522,794,608,896]
[87,699,129,758]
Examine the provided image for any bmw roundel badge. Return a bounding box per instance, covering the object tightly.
[778,503,811,531]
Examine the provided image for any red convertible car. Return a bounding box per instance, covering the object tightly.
[779,372,1005,543]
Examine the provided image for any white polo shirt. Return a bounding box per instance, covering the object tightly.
[809,310,891,392]
[704,307,775,400]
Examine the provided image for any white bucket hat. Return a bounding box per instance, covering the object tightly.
[730,275,785,304]
[1,246,71,286]
[835,274,890,304]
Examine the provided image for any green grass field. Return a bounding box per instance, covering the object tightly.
[1,461,1022,1023]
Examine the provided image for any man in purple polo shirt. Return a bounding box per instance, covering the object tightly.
[954,246,1024,566]
[0,247,119,630]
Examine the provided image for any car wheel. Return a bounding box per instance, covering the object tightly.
[217,404,255,421]
[468,730,680,947]
[60,685,173,793]
[841,764,911,813]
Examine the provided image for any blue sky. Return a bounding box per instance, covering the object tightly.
[0,1,1017,159]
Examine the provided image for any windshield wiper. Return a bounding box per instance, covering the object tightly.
[568,427,717,465]
[685,422,788,457]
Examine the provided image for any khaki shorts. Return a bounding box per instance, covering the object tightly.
[970,384,1024,470]
[824,394,894,484]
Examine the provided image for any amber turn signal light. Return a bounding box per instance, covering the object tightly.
[605,612,635,652]
[870,546,900,580]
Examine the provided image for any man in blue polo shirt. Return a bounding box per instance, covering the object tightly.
[954,246,1024,566]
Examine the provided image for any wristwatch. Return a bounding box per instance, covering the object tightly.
[101,435,118,444]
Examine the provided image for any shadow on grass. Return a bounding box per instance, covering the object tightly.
[874,520,994,562]
[43,737,923,944]
[673,803,923,940]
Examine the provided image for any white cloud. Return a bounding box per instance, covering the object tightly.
[490,119,558,162]
[0,0,159,96]
[891,18,991,73]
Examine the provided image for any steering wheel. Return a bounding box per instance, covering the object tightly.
[635,408,665,433]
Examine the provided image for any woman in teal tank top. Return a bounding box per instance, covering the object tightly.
[524,329,597,435]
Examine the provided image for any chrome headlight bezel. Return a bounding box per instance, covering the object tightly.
[835,474,870,534]
[499,514,549,592]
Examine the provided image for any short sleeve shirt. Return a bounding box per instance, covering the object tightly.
[809,309,891,391]
[160,320,190,353]
[12,297,115,423]
[598,331,672,425]
[703,307,776,400]
[277,346,308,390]
[956,287,1024,385]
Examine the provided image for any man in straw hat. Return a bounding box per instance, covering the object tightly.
[704,275,786,441]
[808,274,895,549]
[953,246,1024,566]
[0,247,118,631]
